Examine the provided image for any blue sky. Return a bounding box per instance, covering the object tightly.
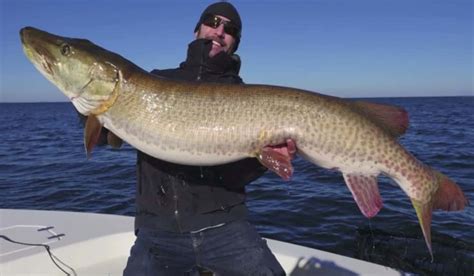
[1,0,472,102]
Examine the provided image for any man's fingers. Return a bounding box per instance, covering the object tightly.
[286,139,297,156]
[266,139,297,159]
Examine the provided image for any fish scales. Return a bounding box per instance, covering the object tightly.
[106,77,375,169]
[105,75,436,206]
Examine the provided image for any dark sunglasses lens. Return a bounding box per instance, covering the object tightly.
[224,25,239,37]
[202,15,239,37]
[202,16,219,28]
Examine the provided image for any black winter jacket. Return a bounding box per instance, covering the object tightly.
[135,39,267,232]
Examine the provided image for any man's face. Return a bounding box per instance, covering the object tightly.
[195,15,237,58]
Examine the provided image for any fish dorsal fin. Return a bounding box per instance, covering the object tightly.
[342,173,382,218]
[353,101,409,138]
[84,115,102,158]
[107,131,123,149]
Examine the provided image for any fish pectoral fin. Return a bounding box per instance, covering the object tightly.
[342,173,383,218]
[257,146,294,181]
[411,199,434,261]
[84,115,102,159]
[107,131,123,149]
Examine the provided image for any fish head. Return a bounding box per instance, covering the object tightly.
[20,26,126,115]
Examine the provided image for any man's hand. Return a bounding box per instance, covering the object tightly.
[268,139,297,160]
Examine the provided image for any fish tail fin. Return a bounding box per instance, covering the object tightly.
[411,169,468,261]
[432,170,469,211]
[411,198,434,261]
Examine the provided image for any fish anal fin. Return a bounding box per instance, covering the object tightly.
[354,101,409,138]
[84,115,102,159]
[432,170,469,211]
[342,173,382,218]
[411,199,434,261]
[107,131,123,149]
[257,146,294,181]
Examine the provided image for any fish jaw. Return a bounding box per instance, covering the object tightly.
[20,27,123,115]
[20,28,63,92]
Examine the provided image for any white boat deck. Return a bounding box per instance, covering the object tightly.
[0,209,403,275]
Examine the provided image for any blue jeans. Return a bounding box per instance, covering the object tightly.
[123,220,285,276]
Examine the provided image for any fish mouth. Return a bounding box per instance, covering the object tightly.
[20,28,38,61]
[20,27,58,76]
[20,26,56,44]
[20,27,52,52]
[19,27,36,44]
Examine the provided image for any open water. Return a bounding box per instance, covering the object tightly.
[1,96,473,275]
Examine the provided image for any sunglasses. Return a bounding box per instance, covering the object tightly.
[201,14,240,37]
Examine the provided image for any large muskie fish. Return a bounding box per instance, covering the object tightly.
[20,26,468,259]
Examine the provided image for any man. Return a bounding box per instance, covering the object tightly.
[124,2,294,275]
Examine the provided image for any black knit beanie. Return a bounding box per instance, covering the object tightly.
[194,2,242,52]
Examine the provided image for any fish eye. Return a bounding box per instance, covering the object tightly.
[60,44,71,56]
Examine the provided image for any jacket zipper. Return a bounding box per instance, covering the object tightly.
[196,67,202,81]
[196,42,205,81]
[170,182,182,232]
